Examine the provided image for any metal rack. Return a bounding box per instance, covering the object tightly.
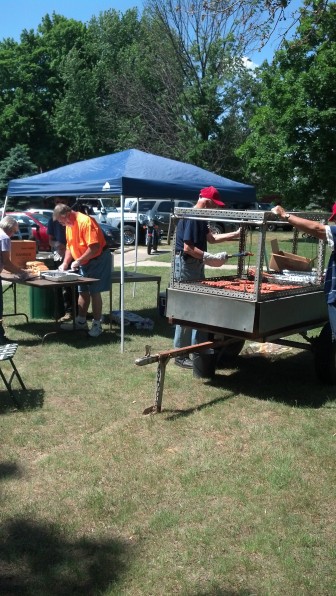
[166,209,329,341]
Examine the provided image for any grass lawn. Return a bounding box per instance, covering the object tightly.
[0,261,335,595]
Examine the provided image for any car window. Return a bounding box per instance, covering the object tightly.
[30,213,49,225]
[156,201,174,213]
[137,200,157,212]
[12,214,35,226]
[177,201,195,208]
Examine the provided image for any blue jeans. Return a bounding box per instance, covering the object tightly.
[328,303,336,341]
[173,254,208,349]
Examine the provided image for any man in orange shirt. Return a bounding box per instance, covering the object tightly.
[53,204,112,337]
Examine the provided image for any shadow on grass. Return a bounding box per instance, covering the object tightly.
[0,462,23,480]
[165,350,331,420]
[0,517,129,595]
[0,388,44,414]
[210,350,331,408]
[8,309,173,346]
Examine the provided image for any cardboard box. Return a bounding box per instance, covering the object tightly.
[10,240,36,268]
[269,252,313,272]
[269,238,313,272]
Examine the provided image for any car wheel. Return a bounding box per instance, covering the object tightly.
[208,222,225,235]
[123,226,136,246]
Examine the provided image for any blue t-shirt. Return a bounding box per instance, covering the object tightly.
[324,226,336,304]
[175,218,209,252]
[47,218,66,245]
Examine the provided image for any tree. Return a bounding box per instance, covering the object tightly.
[189,0,330,52]
[237,1,336,208]
[0,144,38,203]
[0,13,86,170]
[144,0,258,178]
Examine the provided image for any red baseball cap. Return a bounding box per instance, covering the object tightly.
[199,186,225,207]
[329,203,336,221]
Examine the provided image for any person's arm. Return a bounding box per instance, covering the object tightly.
[70,242,100,269]
[1,251,28,277]
[183,241,203,260]
[272,206,327,240]
[207,227,241,244]
[59,249,73,271]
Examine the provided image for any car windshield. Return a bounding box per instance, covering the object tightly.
[11,214,35,226]
[30,213,49,225]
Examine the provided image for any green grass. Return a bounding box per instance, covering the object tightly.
[0,266,335,595]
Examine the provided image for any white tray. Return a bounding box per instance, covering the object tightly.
[41,271,81,282]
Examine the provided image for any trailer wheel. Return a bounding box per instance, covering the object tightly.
[215,338,245,368]
[314,323,336,384]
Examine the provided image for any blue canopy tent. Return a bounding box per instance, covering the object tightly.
[5,149,256,351]
[6,148,256,201]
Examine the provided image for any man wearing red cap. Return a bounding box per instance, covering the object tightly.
[173,186,241,368]
[272,203,336,343]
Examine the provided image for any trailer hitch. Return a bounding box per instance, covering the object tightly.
[135,340,224,414]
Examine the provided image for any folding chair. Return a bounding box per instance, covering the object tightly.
[0,343,26,407]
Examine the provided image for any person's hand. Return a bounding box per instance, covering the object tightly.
[231,227,241,239]
[271,205,286,218]
[203,251,228,267]
[18,270,30,281]
[58,263,66,272]
[71,260,80,270]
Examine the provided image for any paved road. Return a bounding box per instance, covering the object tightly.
[113,245,172,267]
[113,244,235,270]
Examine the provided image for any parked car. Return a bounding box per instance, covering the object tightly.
[71,197,118,222]
[106,198,197,245]
[27,208,53,219]
[98,222,121,250]
[6,211,51,251]
[67,201,121,250]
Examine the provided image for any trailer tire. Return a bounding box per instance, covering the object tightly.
[215,338,245,368]
[314,323,336,384]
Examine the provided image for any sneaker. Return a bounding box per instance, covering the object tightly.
[58,312,73,323]
[174,357,193,369]
[60,317,88,331]
[88,322,103,337]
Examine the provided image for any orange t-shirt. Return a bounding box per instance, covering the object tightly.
[66,212,106,263]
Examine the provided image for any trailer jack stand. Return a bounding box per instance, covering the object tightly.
[135,341,222,414]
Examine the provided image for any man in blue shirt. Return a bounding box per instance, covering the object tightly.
[47,197,75,322]
[173,186,241,368]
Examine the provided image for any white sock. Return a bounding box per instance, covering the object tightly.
[93,319,101,326]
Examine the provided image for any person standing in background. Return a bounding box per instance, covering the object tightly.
[0,216,30,344]
[47,197,76,322]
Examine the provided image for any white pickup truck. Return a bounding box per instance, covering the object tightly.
[106,198,196,245]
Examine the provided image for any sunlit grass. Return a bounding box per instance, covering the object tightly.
[0,266,334,595]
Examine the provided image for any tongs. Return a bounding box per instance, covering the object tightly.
[227,251,254,258]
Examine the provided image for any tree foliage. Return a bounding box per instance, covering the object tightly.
[145,0,258,178]
[0,144,38,198]
[237,0,336,208]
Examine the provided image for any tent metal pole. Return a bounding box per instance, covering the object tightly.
[2,195,8,218]
[132,197,140,298]
[120,194,125,352]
